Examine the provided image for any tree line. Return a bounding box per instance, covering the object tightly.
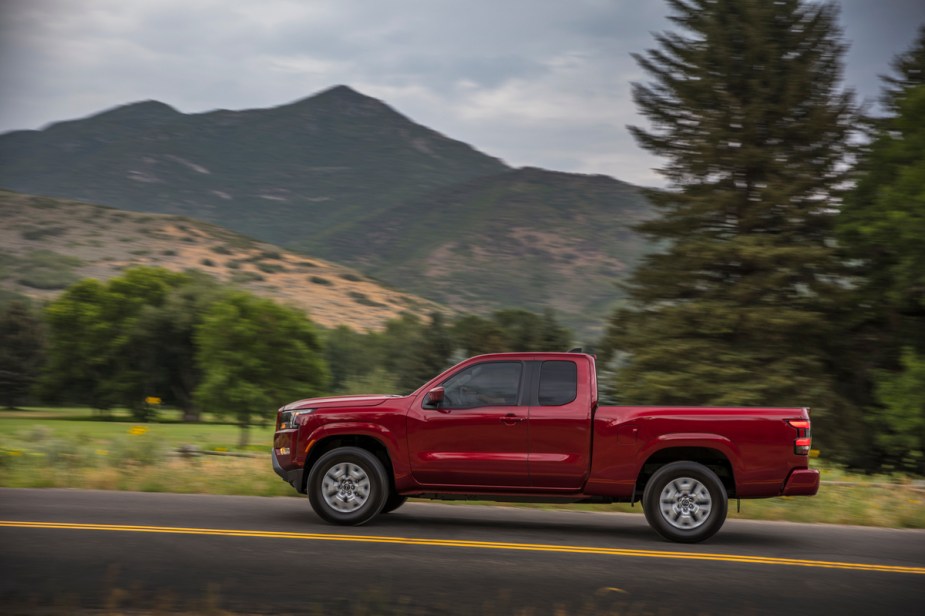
[0,268,570,446]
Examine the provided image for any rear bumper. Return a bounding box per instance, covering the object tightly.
[783,468,820,496]
[272,448,304,493]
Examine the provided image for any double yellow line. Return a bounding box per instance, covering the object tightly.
[2,520,923,575]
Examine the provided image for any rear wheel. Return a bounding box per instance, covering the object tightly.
[307,447,389,525]
[643,461,728,543]
[381,493,408,514]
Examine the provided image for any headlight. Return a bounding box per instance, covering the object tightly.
[278,409,314,430]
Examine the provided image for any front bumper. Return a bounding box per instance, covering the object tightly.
[272,448,305,493]
[782,468,820,496]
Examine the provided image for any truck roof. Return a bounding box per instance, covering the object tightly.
[465,352,593,362]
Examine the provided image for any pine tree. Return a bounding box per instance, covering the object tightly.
[837,29,925,471]
[603,0,858,452]
[839,28,925,339]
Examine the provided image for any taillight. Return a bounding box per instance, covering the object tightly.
[787,419,812,455]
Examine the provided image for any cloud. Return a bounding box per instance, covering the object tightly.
[0,0,922,186]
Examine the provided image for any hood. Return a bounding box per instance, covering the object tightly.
[281,394,404,411]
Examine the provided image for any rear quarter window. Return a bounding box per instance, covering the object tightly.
[538,360,578,406]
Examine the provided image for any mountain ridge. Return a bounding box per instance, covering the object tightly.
[0,85,651,334]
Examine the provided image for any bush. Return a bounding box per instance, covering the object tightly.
[349,291,385,308]
[257,262,285,274]
[17,250,82,290]
[20,227,66,241]
[231,271,264,284]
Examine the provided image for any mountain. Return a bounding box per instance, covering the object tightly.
[0,85,652,333]
[0,86,507,246]
[0,190,442,331]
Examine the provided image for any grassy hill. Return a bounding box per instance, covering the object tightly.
[0,190,442,331]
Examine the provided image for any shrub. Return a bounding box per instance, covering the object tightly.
[20,227,66,241]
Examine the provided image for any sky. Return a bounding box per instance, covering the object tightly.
[0,0,922,187]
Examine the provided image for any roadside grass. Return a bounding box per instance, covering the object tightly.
[1,407,922,529]
[433,471,925,529]
[0,406,272,452]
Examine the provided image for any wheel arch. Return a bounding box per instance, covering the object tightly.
[635,444,737,501]
[301,432,395,494]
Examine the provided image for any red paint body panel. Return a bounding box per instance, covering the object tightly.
[406,402,531,488]
[783,468,821,495]
[272,353,817,503]
[527,357,594,489]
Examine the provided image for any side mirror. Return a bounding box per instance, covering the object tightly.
[426,386,445,407]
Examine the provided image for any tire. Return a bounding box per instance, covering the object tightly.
[381,493,408,514]
[307,447,389,526]
[642,461,728,543]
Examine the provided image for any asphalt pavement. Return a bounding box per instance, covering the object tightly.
[1,488,923,614]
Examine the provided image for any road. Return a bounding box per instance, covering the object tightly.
[1,489,923,615]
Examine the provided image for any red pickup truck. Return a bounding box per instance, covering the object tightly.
[272,352,819,542]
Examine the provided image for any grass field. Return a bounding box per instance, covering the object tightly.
[1,407,923,529]
[0,406,272,450]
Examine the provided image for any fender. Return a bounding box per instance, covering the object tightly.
[635,432,743,486]
[300,421,412,485]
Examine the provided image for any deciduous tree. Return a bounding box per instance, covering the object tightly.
[0,300,45,408]
[194,291,328,447]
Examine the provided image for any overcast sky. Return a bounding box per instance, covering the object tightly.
[1,0,922,186]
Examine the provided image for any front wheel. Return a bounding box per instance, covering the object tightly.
[381,493,408,514]
[643,461,728,543]
[307,447,389,525]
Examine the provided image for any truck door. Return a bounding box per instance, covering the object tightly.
[528,359,593,490]
[407,360,530,488]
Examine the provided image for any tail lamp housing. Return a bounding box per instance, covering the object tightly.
[787,419,812,455]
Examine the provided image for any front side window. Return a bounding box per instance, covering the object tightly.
[538,361,578,406]
[441,362,522,409]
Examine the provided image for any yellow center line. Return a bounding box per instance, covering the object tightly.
[1,520,923,575]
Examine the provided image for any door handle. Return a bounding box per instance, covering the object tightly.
[501,414,526,425]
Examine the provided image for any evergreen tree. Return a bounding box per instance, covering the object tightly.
[880,25,925,115]
[603,0,858,453]
[838,29,925,352]
[837,29,925,471]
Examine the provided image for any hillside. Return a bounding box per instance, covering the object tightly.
[0,191,442,331]
[0,85,652,333]
[308,167,652,321]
